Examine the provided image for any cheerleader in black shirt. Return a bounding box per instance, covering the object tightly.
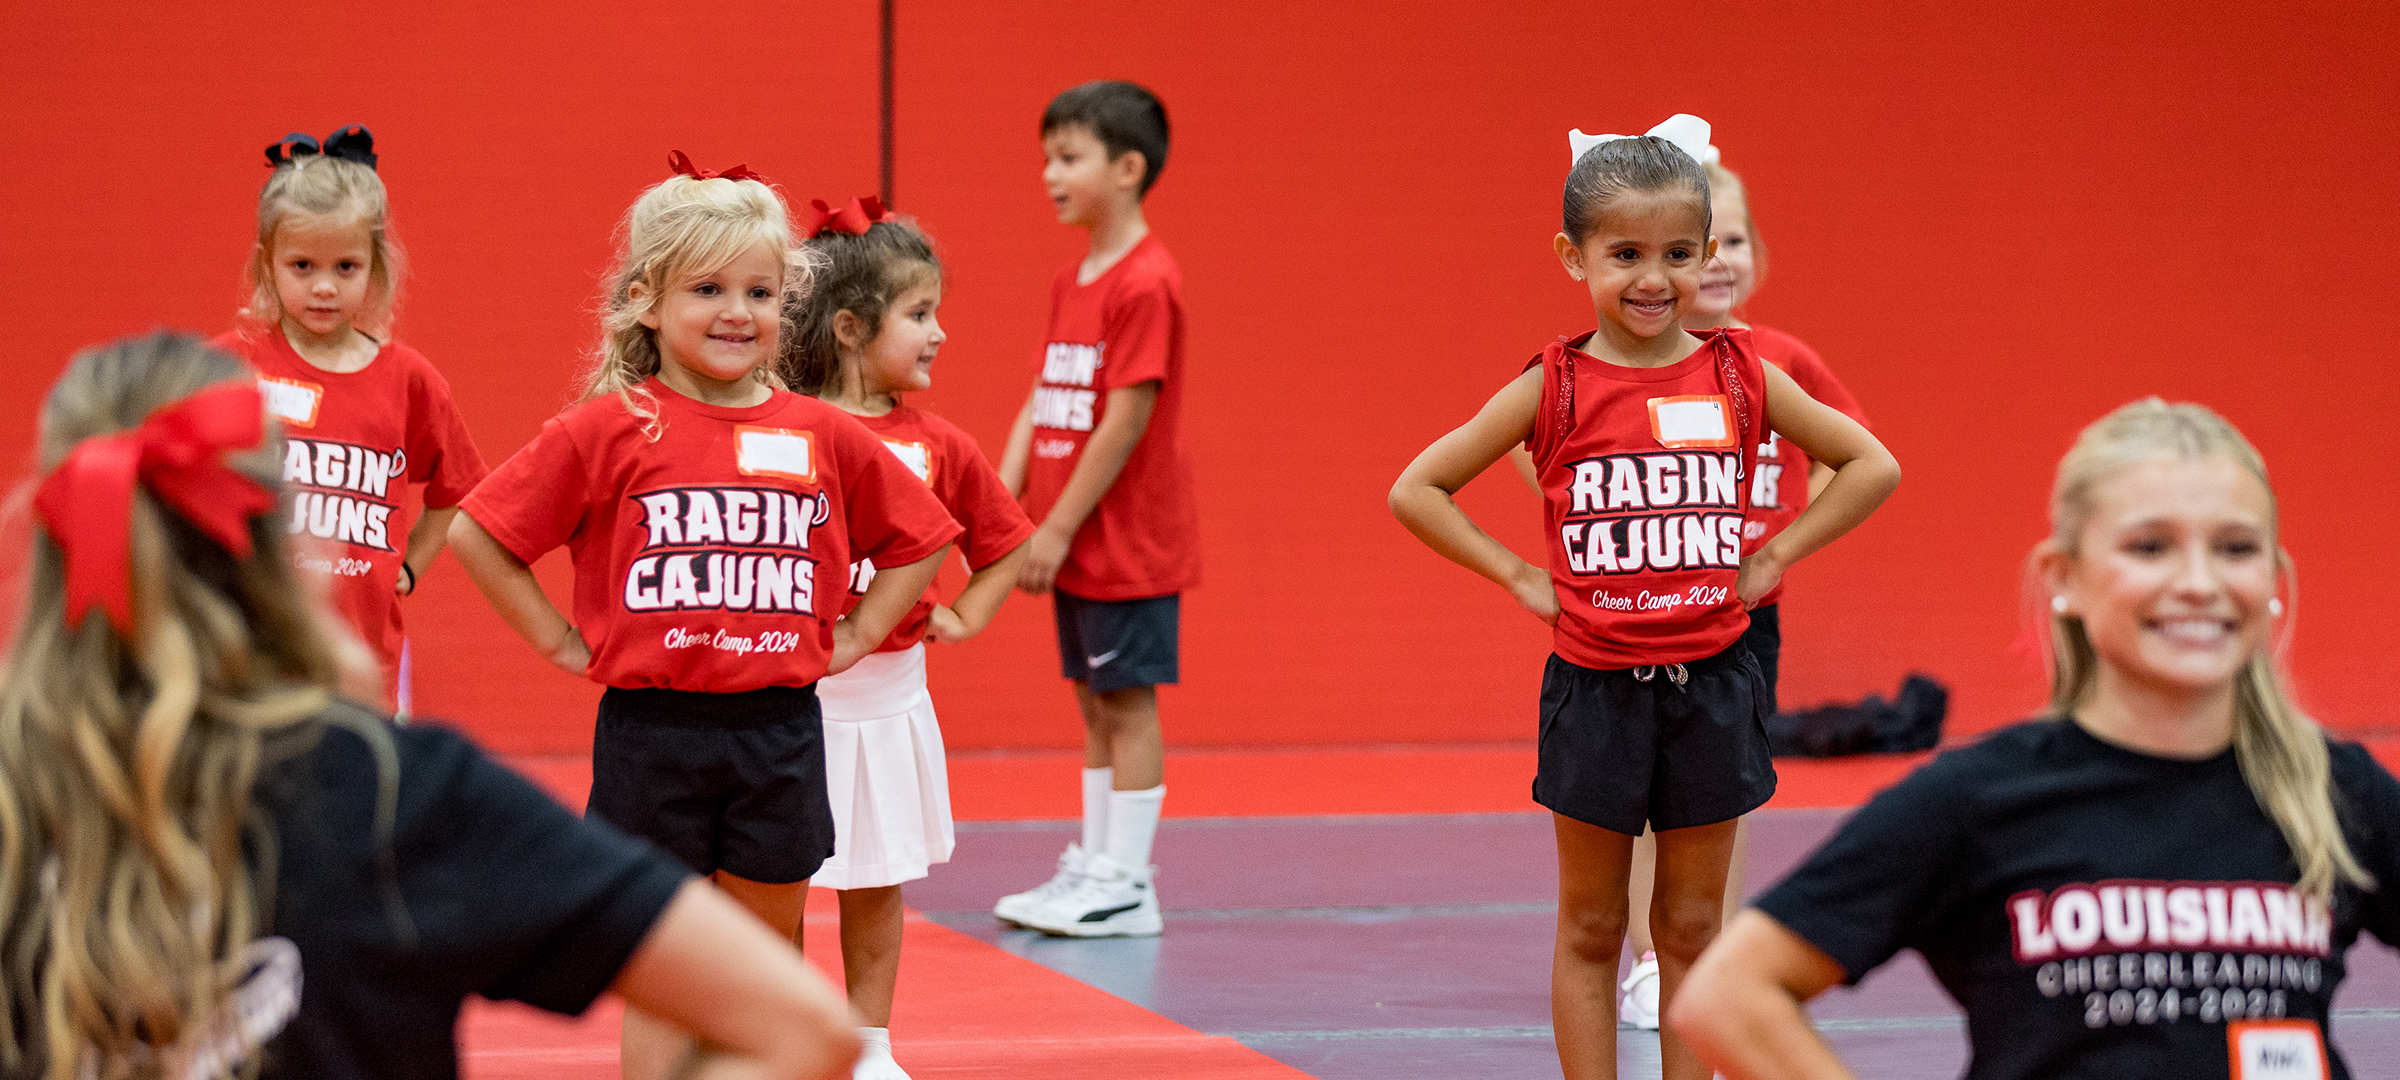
[1673,399,2400,1080]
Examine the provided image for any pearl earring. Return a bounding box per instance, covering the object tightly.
[2050,595,2068,615]
[2268,597,2284,617]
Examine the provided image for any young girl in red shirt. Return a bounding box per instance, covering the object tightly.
[1389,114,1899,1080]
[209,126,487,710]
[786,198,1034,1080]
[451,158,960,1077]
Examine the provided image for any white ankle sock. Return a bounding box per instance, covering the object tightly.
[858,1026,891,1050]
[1080,768,1113,853]
[1104,785,1165,868]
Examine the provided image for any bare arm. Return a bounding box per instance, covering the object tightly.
[1669,910,1854,1080]
[611,879,861,1080]
[1806,461,1834,505]
[399,506,460,596]
[830,542,952,674]
[1387,368,1556,623]
[929,541,1031,644]
[447,511,589,675]
[1737,365,1901,607]
[1507,444,1540,494]
[1016,382,1157,596]
[996,388,1037,498]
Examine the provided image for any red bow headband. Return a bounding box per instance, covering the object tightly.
[802,195,895,237]
[667,150,769,185]
[32,382,277,634]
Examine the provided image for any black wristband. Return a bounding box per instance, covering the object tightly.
[399,563,416,595]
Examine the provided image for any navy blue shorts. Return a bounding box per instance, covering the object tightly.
[588,684,833,884]
[1533,645,1776,836]
[1053,590,1180,693]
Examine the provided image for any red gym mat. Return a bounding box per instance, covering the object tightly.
[461,902,1312,1080]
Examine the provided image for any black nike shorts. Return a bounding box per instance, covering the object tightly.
[1533,644,1776,836]
[1053,589,1179,693]
[588,683,834,884]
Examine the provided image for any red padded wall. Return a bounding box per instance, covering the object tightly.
[2,0,2394,755]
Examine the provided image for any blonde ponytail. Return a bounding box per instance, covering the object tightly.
[2040,398,2368,900]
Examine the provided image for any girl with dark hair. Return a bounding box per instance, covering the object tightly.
[1389,114,1898,1079]
[786,198,1033,1080]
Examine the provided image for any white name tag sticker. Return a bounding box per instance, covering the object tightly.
[258,376,322,428]
[2230,1020,2329,1080]
[1647,395,1735,449]
[735,426,816,483]
[882,439,933,482]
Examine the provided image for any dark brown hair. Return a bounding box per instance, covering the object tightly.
[1042,80,1170,195]
[783,218,940,398]
[1562,136,1711,243]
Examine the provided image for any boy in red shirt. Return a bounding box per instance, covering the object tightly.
[995,81,1199,938]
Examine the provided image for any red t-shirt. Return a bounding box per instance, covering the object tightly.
[841,404,1036,651]
[1021,235,1201,600]
[1743,324,1870,608]
[210,328,488,677]
[460,380,962,692]
[1525,327,1769,669]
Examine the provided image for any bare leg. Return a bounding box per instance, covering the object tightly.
[623,872,810,1079]
[838,885,906,1026]
[1723,815,1750,927]
[1552,813,1636,1080]
[1085,685,1163,790]
[1649,819,1742,1080]
[1624,827,1657,956]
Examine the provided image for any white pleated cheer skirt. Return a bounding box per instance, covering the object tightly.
[810,644,955,890]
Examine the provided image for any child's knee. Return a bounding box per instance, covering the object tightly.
[1556,903,1629,962]
[1649,896,1724,962]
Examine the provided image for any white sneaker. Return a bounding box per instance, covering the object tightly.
[1023,852,1162,937]
[1619,952,1660,1030]
[852,1028,910,1080]
[994,843,1089,926]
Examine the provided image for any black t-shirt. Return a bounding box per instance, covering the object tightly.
[1757,718,2400,1080]
[252,706,690,1080]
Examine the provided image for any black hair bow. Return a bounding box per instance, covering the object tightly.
[264,125,378,170]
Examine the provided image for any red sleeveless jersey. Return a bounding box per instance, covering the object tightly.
[1525,327,1768,668]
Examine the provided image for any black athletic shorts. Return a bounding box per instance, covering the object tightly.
[1738,603,1781,716]
[588,684,834,884]
[1533,644,1776,836]
[1053,589,1179,693]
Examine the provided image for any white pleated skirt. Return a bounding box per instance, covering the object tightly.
[811,644,955,890]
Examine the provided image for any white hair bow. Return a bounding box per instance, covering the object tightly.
[1568,114,1714,167]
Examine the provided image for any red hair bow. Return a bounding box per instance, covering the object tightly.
[33,382,277,634]
[802,195,895,237]
[667,150,769,185]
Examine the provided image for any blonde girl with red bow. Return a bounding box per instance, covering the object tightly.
[450,157,961,1079]
[786,198,1035,1080]
[1,333,858,1080]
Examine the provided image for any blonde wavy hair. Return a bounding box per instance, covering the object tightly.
[1705,161,1766,296]
[240,155,404,340]
[0,334,342,1078]
[2040,398,2367,900]
[584,174,814,438]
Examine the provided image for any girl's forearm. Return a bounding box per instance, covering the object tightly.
[1755,451,1899,575]
[447,513,573,653]
[847,544,952,646]
[1389,482,1540,591]
[948,543,1030,634]
[404,506,461,584]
